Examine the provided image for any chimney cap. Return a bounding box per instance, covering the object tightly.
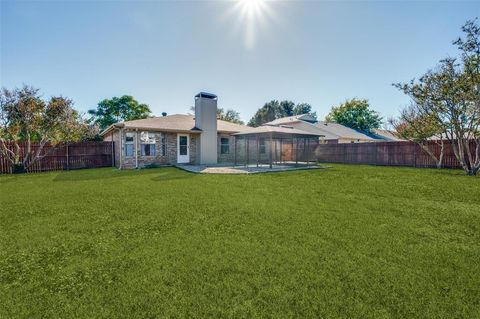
[195,92,217,100]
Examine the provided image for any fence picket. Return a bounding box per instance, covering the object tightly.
[315,140,476,169]
[0,141,114,174]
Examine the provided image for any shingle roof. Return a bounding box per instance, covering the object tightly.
[314,122,374,140]
[233,125,324,138]
[101,114,249,136]
[266,114,317,125]
[372,129,404,141]
[265,116,375,141]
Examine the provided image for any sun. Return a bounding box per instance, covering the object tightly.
[237,0,266,16]
[233,0,272,50]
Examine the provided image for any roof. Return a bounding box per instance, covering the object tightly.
[313,122,375,141]
[372,129,405,141]
[100,114,249,136]
[265,116,375,141]
[233,125,324,138]
[266,114,318,125]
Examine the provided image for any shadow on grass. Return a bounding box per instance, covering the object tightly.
[52,167,174,182]
[150,170,197,182]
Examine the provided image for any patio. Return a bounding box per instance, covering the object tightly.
[175,162,321,174]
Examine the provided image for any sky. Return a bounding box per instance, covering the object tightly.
[1,0,479,124]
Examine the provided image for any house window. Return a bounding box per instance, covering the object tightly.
[220,137,230,154]
[259,138,266,154]
[140,131,156,156]
[125,132,134,157]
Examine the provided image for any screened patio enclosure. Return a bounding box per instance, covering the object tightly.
[232,126,324,168]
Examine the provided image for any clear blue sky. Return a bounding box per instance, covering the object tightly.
[1,1,479,123]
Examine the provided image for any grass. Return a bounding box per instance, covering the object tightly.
[0,165,479,318]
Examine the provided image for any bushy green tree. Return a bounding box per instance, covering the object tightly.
[0,85,96,172]
[394,19,480,175]
[88,95,151,131]
[248,100,317,127]
[325,98,382,132]
[189,106,244,125]
[217,108,244,125]
[389,107,445,168]
[293,103,317,118]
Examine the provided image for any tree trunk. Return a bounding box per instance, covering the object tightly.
[436,140,445,169]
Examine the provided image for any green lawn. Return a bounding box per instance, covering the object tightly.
[0,165,479,318]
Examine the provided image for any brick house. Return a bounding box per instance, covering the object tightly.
[101,92,249,169]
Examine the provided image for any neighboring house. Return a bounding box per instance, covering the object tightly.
[101,92,249,168]
[265,114,376,143]
[371,129,405,141]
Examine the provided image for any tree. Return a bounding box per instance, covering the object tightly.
[188,106,244,124]
[389,107,445,168]
[248,100,283,127]
[325,98,382,132]
[217,108,244,125]
[88,95,151,131]
[293,103,317,118]
[394,19,480,176]
[280,100,295,117]
[0,85,96,173]
[247,100,317,127]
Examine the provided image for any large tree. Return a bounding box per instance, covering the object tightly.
[394,19,480,176]
[325,98,382,132]
[0,85,96,173]
[293,103,317,118]
[88,95,151,131]
[389,107,445,168]
[248,100,317,127]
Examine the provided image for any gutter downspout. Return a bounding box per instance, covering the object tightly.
[111,132,114,167]
[135,129,139,169]
[119,128,123,170]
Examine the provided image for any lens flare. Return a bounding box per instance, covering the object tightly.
[233,0,272,50]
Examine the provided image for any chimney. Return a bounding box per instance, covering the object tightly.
[195,92,218,164]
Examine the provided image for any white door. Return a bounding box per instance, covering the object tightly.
[177,134,190,163]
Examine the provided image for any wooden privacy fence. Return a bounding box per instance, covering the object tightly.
[314,140,476,169]
[0,141,114,174]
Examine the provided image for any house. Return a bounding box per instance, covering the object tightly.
[101,92,250,168]
[371,129,404,141]
[265,114,377,143]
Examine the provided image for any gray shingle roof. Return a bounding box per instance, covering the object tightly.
[314,122,374,140]
[101,114,250,136]
[233,125,324,138]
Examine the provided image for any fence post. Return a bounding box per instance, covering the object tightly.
[66,143,70,170]
[413,142,416,168]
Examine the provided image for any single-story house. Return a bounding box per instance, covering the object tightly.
[265,114,377,143]
[371,129,404,141]
[101,92,251,168]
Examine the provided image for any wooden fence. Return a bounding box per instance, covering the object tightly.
[0,141,114,174]
[314,140,476,169]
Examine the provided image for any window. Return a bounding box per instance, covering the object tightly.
[140,131,156,156]
[125,132,134,157]
[259,138,266,154]
[220,137,230,154]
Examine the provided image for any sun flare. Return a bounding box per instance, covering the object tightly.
[233,0,272,50]
[238,0,266,16]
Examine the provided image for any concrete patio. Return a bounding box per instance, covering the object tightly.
[175,162,321,174]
